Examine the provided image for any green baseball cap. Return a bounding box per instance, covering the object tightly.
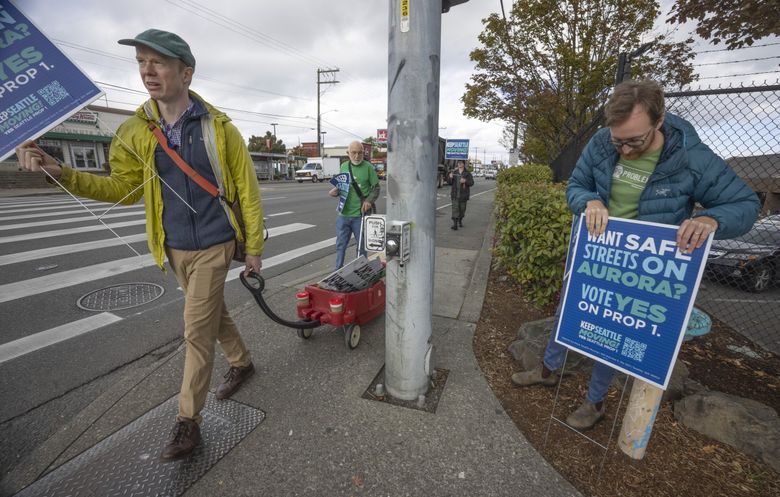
[118,29,196,68]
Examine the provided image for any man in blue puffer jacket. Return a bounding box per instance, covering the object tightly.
[511,79,759,430]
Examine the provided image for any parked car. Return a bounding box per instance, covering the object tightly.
[756,213,780,228]
[705,224,780,293]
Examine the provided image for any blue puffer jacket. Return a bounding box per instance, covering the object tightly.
[566,113,760,239]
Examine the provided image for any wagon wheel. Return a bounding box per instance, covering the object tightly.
[297,328,313,339]
[344,324,361,350]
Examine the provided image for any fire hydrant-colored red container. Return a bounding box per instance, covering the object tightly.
[296,280,386,328]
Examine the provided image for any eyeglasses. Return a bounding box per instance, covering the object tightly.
[610,127,654,150]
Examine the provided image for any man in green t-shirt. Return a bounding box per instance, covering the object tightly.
[328,141,380,268]
[511,79,759,432]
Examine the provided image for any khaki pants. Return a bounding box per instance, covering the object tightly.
[166,240,251,424]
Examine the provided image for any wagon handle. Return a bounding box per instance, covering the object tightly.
[240,272,321,329]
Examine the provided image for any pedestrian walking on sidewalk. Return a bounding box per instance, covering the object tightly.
[510,79,759,431]
[15,29,263,461]
[328,141,380,269]
[449,160,474,230]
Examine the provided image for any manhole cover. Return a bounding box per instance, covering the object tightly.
[77,283,164,311]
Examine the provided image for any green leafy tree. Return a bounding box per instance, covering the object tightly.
[462,0,696,164]
[363,136,387,160]
[668,0,780,49]
[248,131,286,153]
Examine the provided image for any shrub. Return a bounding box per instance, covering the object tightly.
[497,163,553,186]
[493,180,571,307]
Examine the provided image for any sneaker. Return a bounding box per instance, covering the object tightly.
[565,400,605,431]
[160,419,201,461]
[511,365,557,387]
[215,362,255,400]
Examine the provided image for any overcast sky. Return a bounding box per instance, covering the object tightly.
[17,0,780,163]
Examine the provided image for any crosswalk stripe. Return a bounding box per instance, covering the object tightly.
[0,219,146,245]
[0,210,145,231]
[0,198,69,207]
[0,223,316,303]
[0,236,337,361]
[0,233,149,266]
[0,254,155,304]
[0,313,122,365]
[0,204,142,222]
[266,211,293,217]
[0,200,106,214]
[225,237,336,282]
[0,195,284,215]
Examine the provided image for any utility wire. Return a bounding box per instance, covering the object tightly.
[164,0,365,86]
[694,41,780,54]
[694,55,780,66]
[698,70,780,80]
[320,118,366,141]
[164,0,335,71]
[55,39,309,101]
[93,83,315,132]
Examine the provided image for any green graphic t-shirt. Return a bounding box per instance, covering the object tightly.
[339,160,379,217]
[609,147,661,219]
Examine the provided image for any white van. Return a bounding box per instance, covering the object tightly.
[295,157,340,183]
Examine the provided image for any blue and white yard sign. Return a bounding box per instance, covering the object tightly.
[0,0,102,160]
[330,172,351,213]
[444,139,469,160]
[555,215,712,389]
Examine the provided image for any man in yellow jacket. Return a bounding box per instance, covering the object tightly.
[15,29,263,461]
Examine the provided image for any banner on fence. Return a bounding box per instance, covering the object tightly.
[0,0,103,161]
[555,216,712,389]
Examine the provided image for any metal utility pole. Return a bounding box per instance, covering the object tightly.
[270,122,278,139]
[317,68,339,157]
[385,0,467,401]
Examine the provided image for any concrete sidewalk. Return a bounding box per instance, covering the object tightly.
[2,189,580,497]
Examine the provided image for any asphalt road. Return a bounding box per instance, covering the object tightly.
[0,178,495,426]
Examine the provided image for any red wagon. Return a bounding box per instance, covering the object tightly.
[241,272,386,349]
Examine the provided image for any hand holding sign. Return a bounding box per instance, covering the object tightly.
[585,199,609,236]
[14,139,61,178]
[676,216,718,254]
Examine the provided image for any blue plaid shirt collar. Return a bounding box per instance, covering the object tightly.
[159,98,195,148]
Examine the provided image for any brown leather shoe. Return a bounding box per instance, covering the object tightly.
[160,419,201,461]
[215,362,255,400]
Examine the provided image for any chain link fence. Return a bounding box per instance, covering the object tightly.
[665,84,780,355]
[551,82,780,355]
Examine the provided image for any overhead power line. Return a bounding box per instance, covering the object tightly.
[694,55,780,67]
[164,0,336,70]
[163,0,365,86]
[694,41,780,54]
[698,70,780,80]
[93,81,312,128]
[55,39,309,101]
